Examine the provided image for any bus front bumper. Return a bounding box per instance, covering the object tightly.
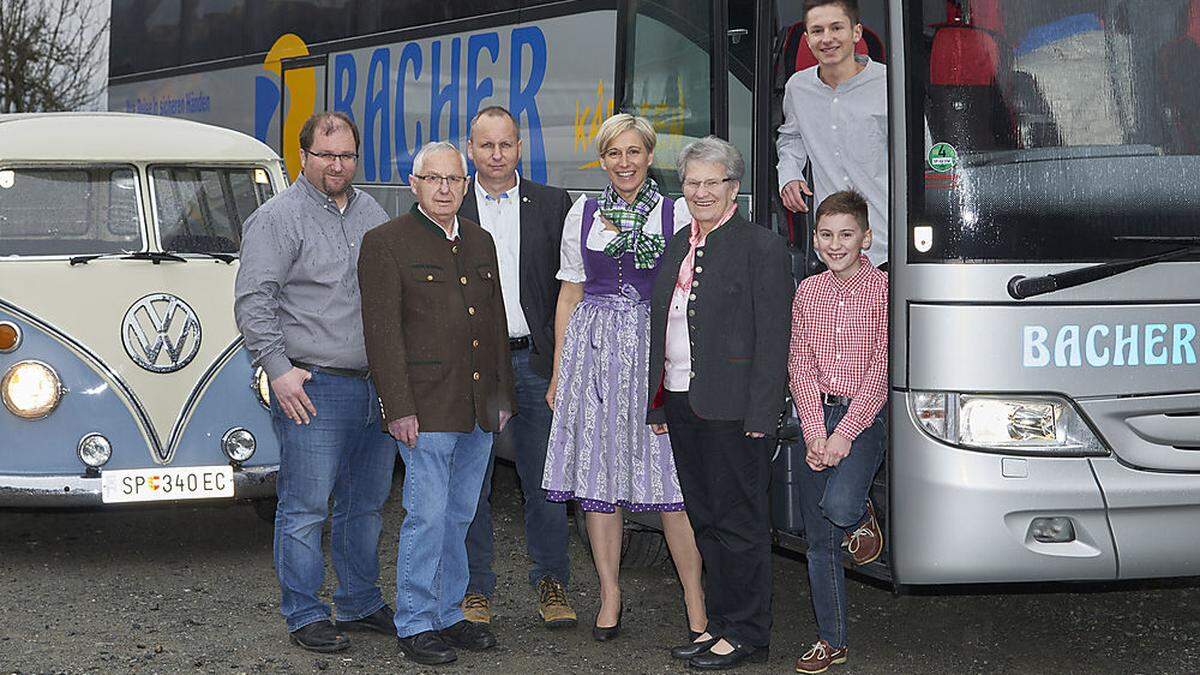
[0,465,277,507]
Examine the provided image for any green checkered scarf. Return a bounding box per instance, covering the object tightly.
[599,177,666,269]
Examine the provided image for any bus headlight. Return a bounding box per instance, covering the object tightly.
[2,360,64,419]
[252,367,270,409]
[910,392,1108,457]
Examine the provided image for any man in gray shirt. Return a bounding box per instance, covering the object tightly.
[234,112,396,653]
[777,0,888,266]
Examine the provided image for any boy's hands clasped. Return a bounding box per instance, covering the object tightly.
[805,433,852,471]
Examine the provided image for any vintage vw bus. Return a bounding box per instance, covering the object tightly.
[0,113,282,511]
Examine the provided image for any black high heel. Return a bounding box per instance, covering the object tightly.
[591,603,623,641]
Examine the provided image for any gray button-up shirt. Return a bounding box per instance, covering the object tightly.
[777,57,889,265]
[234,174,389,380]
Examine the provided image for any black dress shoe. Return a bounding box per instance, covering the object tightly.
[289,620,351,653]
[687,639,769,671]
[672,635,720,660]
[591,603,622,641]
[438,619,497,651]
[397,630,457,665]
[335,605,396,635]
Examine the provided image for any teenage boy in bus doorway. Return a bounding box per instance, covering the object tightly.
[777,0,889,267]
[458,106,579,630]
[787,191,888,674]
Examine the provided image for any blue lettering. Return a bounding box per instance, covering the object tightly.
[253,76,280,143]
[364,48,392,182]
[430,38,462,143]
[1085,324,1110,367]
[465,32,501,174]
[1023,325,1050,367]
[1053,325,1082,367]
[1114,324,1139,366]
[395,42,424,179]
[1145,324,1168,365]
[332,53,357,120]
[1173,323,1197,365]
[510,26,548,183]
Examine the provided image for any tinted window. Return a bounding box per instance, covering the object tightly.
[910,0,1200,263]
[151,167,275,254]
[0,167,143,256]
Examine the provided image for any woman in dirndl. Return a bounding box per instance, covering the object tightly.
[542,113,706,642]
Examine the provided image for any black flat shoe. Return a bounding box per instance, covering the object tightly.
[396,630,457,665]
[289,620,350,653]
[335,605,396,635]
[439,619,497,651]
[591,603,622,641]
[687,639,768,671]
[672,635,721,660]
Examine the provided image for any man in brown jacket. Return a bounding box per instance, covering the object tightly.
[358,141,515,667]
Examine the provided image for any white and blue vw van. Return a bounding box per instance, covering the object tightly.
[0,113,282,511]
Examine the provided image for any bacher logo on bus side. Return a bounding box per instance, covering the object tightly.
[121,294,203,373]
[1022,323,1198,368]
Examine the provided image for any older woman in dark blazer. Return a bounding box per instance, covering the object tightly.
[646,136,793,670]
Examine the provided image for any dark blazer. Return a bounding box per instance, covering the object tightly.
[459,177,573,379]
[358,206,515,433]
[646,213,794,434]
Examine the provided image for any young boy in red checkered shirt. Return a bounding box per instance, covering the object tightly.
[788,190,887,674]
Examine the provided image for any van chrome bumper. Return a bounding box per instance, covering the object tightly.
[0,465,277,507]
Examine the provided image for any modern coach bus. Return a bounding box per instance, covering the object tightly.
[109,0,1200,584]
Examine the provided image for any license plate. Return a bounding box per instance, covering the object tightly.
[101,466,234,504]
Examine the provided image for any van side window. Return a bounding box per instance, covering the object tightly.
[0,166,142,256]
[151,167,275,254]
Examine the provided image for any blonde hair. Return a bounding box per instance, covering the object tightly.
[594,113,657,156]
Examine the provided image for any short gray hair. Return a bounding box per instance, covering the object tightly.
[412,141,468,176]
[676,136,745,182]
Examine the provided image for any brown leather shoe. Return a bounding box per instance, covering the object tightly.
[537,576,578,628]
[844,500,883,566]
[461,593,491,624]
[795,639,848,674]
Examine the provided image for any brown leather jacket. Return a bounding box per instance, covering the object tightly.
[358,205,515,433]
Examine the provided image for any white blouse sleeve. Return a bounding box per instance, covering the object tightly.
[671,197,693,236]
[556,194,588,283]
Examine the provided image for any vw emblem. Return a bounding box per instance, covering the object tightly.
[121,293,202,373]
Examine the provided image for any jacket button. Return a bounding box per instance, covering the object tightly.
[452,245,459,254]
[695,266,703,273]
[472,339,480,348]
[468,306,476,315]
[473,371,481,381]
[426,274,434,281]
[460,276,468,285]
[688,370,695,378]
[692,280,699,287]
[696,250,704,257]
[689,293,696,301]
[687,309,695,317]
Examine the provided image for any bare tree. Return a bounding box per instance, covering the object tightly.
[0,0,110,113]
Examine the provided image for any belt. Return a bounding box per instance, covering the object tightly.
[821,392,852,406]
[509,336,530,351]
[290,359,370,379]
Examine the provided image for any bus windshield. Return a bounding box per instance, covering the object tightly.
[0,167,142,257]
[151,166,275,254]
[909,0,1200,263]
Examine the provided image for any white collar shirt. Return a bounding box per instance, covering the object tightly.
[417,204,460,241]
[473,174,530,338]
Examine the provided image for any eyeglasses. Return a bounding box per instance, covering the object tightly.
[682,177,735,192]
[413,174,468,186]
[305,151,359,163]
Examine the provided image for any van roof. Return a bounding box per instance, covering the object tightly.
[0,112,280,163]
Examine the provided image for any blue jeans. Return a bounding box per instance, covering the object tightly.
[798,403,886,649]
[394,425,493,637]
[270,370,397,632]
[465,348,570,596]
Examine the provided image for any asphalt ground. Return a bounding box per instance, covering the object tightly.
[1,462,1198,674]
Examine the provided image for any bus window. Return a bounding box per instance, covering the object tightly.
[0,167,142,257]
[910,0,1200,264]
[150,166,275,254]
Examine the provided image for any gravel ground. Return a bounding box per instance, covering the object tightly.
[2,462,1198,674]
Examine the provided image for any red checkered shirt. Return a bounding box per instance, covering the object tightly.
[788,256,888,443]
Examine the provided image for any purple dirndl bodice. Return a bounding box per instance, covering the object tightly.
[580,196,679,300]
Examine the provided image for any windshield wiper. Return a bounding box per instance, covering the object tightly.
[68,250,188,266]
[187,251,236,264]
[1008,236,1200,299]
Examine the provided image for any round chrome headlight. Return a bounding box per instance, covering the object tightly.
[252,367,270,409]
[2,360,63,419]
[77,433,112,468]
[221,427,256,462]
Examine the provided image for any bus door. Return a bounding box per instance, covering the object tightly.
[277,54,329,182]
